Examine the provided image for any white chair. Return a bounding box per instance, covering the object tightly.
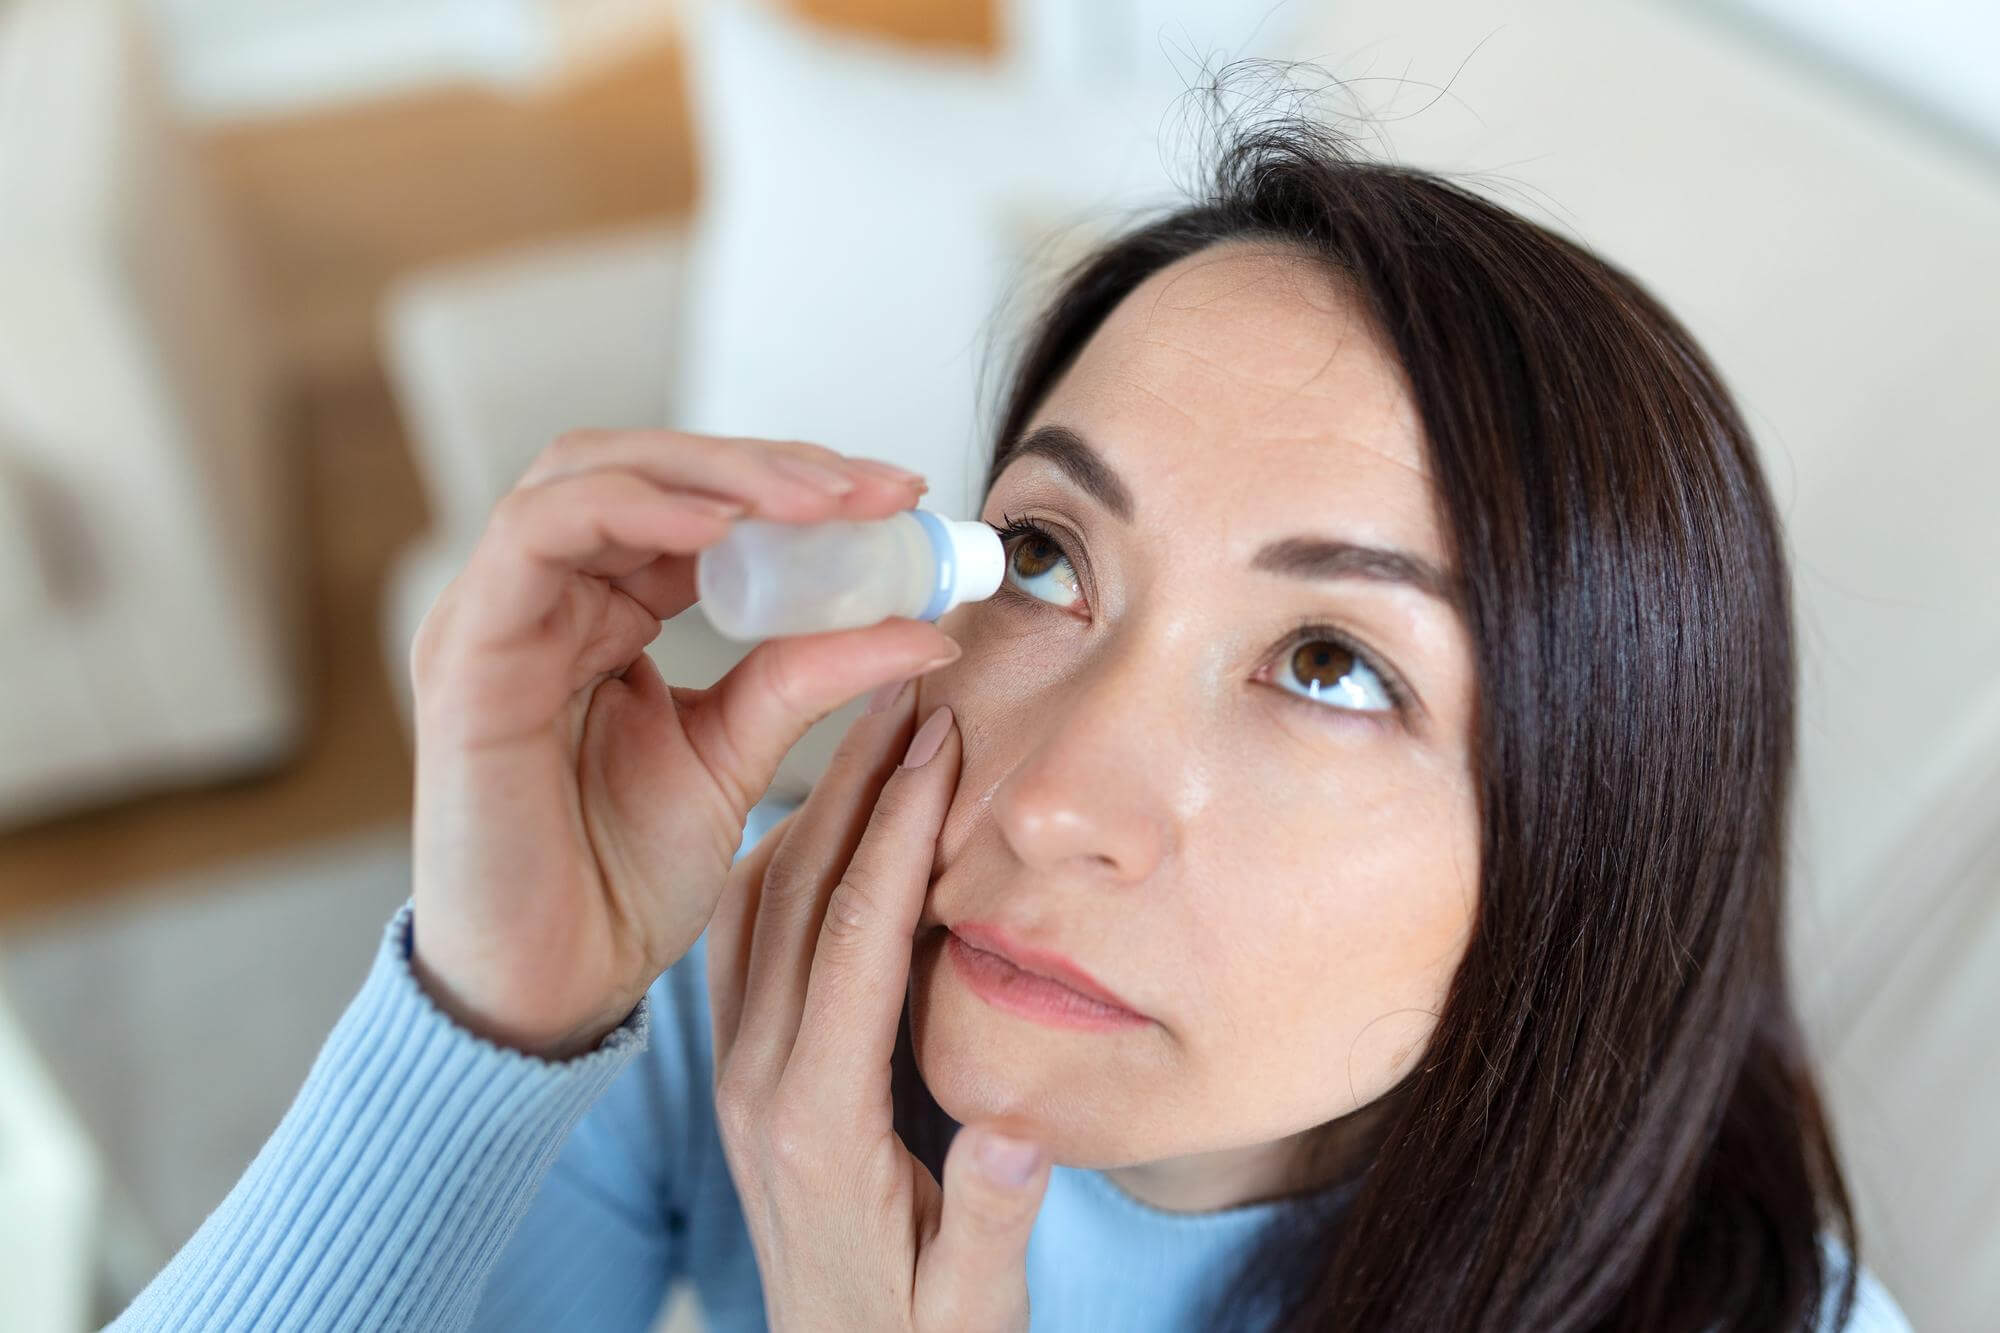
[375,0,1215,799]
[0,0,299,833]
[0,969,105,1332]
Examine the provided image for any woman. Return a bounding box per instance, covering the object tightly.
[112,113,1910,1331]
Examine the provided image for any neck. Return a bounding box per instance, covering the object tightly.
[1102,1094,1400,1214]
[1103,1135,1313,1213]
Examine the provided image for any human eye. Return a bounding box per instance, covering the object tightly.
[1266,622,1409,718]
[988,512,1084,612]
[981,517,1413,722]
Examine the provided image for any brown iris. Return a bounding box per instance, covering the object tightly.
[1009,531,1063,578]
[1290,640,1357,694]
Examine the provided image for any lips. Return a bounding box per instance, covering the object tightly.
[945,920,1143,1017]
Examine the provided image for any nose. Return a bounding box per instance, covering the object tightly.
[988,644,1179,886]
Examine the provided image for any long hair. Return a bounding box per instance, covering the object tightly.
[893,83,1856,1333]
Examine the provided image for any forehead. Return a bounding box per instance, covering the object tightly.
[1017,241,1437,550]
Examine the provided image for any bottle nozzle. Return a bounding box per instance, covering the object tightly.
[908,508,1006,619]
[945,518,1005,608]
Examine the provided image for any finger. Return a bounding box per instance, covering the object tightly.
[915,1125,1051,1333]
[676,619,961,819]
[606,551,701,622]
[595,432,925,616]
[726,677,922,1084]
[594,434,931,613]
[456,468,746,645]
[706,805,800,1075]
[785,705,960,1114]
[518,429,927,517]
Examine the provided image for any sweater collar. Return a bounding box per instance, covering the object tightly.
[1022,1164,1354,1331]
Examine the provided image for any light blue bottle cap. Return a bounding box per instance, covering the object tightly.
[908,507,1005,620]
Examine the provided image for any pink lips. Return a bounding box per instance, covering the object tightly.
[944,922,1149,1032]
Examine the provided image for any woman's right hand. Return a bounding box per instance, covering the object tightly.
[405,430,962,1059]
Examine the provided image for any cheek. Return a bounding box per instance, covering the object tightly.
[1183,788,1478,1122]
[910,625,1054,821]
[916,606,1005,723]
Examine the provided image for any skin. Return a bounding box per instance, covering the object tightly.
[408,238,1484,1325]
[907,240,1483,1212]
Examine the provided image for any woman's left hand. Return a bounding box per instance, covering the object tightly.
[706,676,1053,1332]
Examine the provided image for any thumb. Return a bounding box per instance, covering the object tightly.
[683,616,960,813]
[916,1126,1052,1332]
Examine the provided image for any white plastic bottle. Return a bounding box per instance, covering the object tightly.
[696,507,1005,641]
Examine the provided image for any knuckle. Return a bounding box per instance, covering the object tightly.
[546,427,608,461]
[772,437,840,462]
[646,429,725,475]
[408,592,446,690]
[695,717,760,821]
[677,431,727,464]
[762,1098,819,1178]
[484,487,535,544]
[408,578,472,701]
[756,857,811,909]
[819,879,879,951]
[744,641,814,721]
[713,1071,759,1146]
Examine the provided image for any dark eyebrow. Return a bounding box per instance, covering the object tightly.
[995,424,1135,523]
[998,421,1458,609]
[1251,537,1460,609]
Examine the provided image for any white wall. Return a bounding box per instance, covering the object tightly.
[1709,0,2000,155]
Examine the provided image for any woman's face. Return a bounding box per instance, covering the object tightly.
[909,240,1481,1199]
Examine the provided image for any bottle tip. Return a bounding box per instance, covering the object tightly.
[948,518,1006,604]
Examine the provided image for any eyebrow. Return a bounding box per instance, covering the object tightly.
[1000,424,1136,522]
[996,423,1461,608]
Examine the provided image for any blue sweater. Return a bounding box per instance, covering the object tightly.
[109,805,1911,1332]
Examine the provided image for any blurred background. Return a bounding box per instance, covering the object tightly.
[0,0,1993,1329]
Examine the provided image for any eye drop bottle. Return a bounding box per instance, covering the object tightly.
[696,507,1005,641]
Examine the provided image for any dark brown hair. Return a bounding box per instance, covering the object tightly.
[894,80,1857,1333]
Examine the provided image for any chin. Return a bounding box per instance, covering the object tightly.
[905,929,1169,1168]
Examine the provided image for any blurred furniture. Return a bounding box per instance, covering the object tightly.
[138,0,568,120]
[193,23,697,386]
[0,4,701,904]
[0,968,104,1332]
[374,0,1233,794]
[0,0,299,834]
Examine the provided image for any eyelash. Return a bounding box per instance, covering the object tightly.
[984,512,1414,718]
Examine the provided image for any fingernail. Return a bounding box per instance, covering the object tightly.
[978,1133,1043,1187]
[845,457,927,487]
[770,454,858,495]
[863,678,910,716]
[901,705,953,769]
[919,639,963,670]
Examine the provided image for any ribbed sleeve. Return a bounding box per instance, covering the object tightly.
[107,901,649,1333]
